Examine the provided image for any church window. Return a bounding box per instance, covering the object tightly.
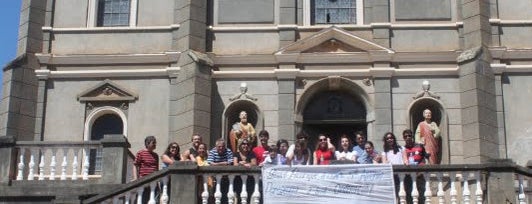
[97,0,131,26]
[306,0,363,25]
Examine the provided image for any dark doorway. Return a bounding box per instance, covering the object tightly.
[302,90,367,151]
[89,114,123,174]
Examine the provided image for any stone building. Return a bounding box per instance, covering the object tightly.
[1,0,532,202]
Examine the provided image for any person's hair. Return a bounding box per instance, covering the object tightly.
[365,141,374,148]
[402,129,414,141]
[339,134,352,151]
[191,134,201,140]
[164,142,181,160]
[269,145,278,153]
[382,132,400,154]
[144,136,156,148]
[216,138,225,146]
[296,139,308,155]
[276,139,289,151]
[239,138,250,152]
[354,131,366,139]
[197,143,208,159]
[296,131,308,140]
[259,130,269,137]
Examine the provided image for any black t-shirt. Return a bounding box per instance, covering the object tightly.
[234,151,256,163]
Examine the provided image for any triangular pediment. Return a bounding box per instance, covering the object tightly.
[275,26,394,54]
[78,79,138,102]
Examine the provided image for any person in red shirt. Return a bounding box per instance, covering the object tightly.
[133,135,159,180]
[402,129,427,166]
[253,130,270,165]
[313,134,335,165]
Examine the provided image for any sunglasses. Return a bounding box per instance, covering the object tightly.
[171,146,178,149]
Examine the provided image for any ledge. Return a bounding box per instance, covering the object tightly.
[42,24,180,33]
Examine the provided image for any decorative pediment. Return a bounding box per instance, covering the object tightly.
[78,79,138,102]
[275,26,394,54]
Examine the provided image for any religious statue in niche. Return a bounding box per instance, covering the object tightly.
[229,111,256,153]
[415,109,441,164]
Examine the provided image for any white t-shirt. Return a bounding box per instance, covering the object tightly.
[334,150,357,161]
[382,146,404,165]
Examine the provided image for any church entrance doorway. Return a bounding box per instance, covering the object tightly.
[302,90,367,151]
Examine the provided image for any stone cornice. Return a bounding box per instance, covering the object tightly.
[35,52,181,65]
[35,67,180,79]
[491,64,532,74]
[212,51,460,65]
[489,48,532,60]
[42,24,180,33]
[207,22,463,32]
[212,67,459,78]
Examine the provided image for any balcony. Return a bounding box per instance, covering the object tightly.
[1,135,531,204]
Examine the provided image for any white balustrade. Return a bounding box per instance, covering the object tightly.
[251,174,260,204]
[214,175,222,204]
[160,176,169,204]
[449,172,458,204]
[136,187,144,204]
[72,148,79,180]
[424,173,432,204]
[240,175,248,204]
[437,173,445,204]
[463,172,471,204]
[39,153,45,180]
[475,172,483,204]
[60,148,68,180]
[201,175,209,204]
[228,175,236,204]
[83,147,90,180]
[398,173,406,204]
[49,148,57,180]
[410,173,419,204]
[518,174,527,204]
[148,182,157,204]
[16,148,25,180]
[28,148,36,180]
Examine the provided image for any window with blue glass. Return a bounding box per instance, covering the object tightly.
[313,0,357,24]
[97,0,130,27]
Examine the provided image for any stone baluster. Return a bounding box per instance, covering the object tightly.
[424,173,432,204]
[112,196,119,204]
[398,173,406,204]
[148,182,157,204]
[410,173,419,204]
[72,147,79,180]
[228,175,235,204]
[437,173,445,204]
[60,148,68,180]
[214,175,222,204]
[124,191,131,204]
[160,176,169,204]
[16,147,25,180]
[251,174,261,204]
[201,175,209,204]
[475,171,483,204]
[240,175,249,204]
[449,172,458,204]
[82,147,90,180]
[518,175,526,204]
[49,148,57,180]
[28,148,36,180]
[38,150,45,180]
[463,172,471,204]
[136,187,144,204]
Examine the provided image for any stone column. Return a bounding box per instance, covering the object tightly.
[169,162,198,203]
[100,134,130,184]
[458,0,498,164]
[276,65,298,141]
[279,0,297,47]
[170,0,212,147]
[372,78,392,149]
[0,136,16,186]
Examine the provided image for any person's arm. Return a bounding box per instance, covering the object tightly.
[286,144,295,160]
[313,152,318,165]
[132,165,138,180]
[381,152,388,164]
[327,138,335,152]
[415,124,422,144]
[432,122,441,138]
[233,155,239,166]
[161,154,174,166]
[402,149,409,165]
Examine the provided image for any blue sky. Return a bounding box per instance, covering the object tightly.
[0,1,22,94]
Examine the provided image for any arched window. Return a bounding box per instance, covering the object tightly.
[89,113,124,174]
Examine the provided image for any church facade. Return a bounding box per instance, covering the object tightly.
[2,0,532,167]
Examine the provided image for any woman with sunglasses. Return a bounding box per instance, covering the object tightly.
[313,134,335,165]
[161,142,182,168]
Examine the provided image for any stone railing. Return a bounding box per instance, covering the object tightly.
[85,161,531,204]
[0,135,132,185]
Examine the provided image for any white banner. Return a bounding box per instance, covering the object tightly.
[262,164,396,204]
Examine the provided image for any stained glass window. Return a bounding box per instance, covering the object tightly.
[313,0,357,24]
[97,0,130,27]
